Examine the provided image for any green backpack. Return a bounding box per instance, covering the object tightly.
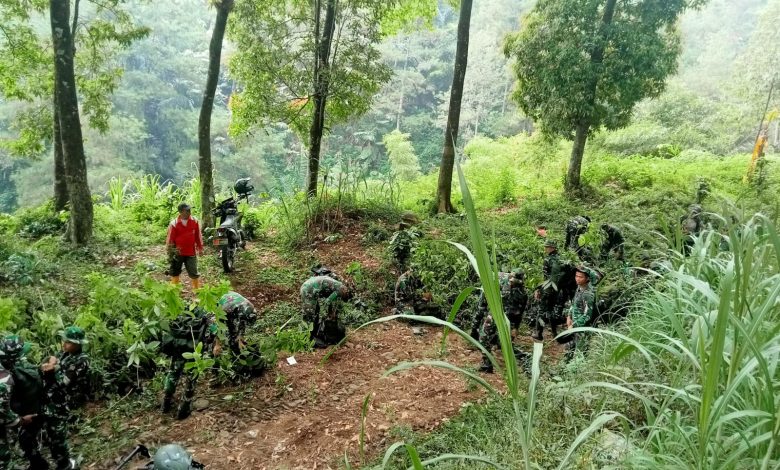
[161,311,210,358]
[10,361,44,416]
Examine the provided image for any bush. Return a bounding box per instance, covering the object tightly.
[15,201,67,239]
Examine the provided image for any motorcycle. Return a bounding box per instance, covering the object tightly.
[211,178,254,273]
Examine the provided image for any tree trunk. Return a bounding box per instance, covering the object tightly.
[306,0,337,197]
[50,0,92,244]
[565,0,617,194]
[566,120,590,193]
[199,0,233,228]
[52,86,68,212]
[436,0,473,214]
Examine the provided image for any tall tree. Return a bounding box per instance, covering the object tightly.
[229,0,438,197]
[51,0,92,243]
[199,0,234,228]
[505,0,707,194]
[436,0,472,213]
[0,0,147,215]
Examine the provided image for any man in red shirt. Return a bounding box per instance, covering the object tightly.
[166,203,204,289]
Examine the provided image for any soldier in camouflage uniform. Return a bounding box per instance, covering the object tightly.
[160,307,220,420]
[473,269,528,373]
[531,240,567,341]
[681,204,703,255]
[218,291,258,356]
[0,364,20,469]
[565,266,598,361]
[300,275,351,347]
[41,326,91,411]
[393,269,436,316]
[600,224,625,262]
[565,215,591,253]
[1,335,75,470]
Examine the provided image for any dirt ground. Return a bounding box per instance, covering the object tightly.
[87,227,565,469]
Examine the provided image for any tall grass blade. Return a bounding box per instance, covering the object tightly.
[441,286,476,354]
[383,360,499,396]
[555,412,623,470]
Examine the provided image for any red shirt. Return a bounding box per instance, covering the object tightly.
[166,216,203,257]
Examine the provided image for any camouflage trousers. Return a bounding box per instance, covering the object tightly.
[163,359,197,407]
[0,426,10,469]
[18,415,71,470]
[226,303,257,356]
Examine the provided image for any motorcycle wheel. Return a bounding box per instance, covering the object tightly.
[222,244,235,273]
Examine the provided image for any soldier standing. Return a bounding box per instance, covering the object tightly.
[300,275,352,347]
[531,240,566,341]
[42,326,91,411]
[0,335,75,470]
[160,307,221,420]
[0,364,19,469]
[217,291,258,356]
[565,266,598,360]
[473,269,528,373]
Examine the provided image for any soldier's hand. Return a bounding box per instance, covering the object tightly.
[213,343,222,357]
[41,363,56,374]
[534,290,541,301]
[566,317,573,329]
[20,415,36,426]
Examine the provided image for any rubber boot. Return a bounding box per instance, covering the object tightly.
[550,322,559,340]
[176,400,192,420]
[192,277,201,290]
[170,276,181,285]
[161,395,173,413]
[478,356,494,373]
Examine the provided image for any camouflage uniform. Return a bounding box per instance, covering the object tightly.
[300,275,347,345]
[1,335,73,470]
[600,224,625,261]
[161,308,218,420]
[565,216,590,252]
[0,366,19,469]
[681,204,703,255]
[56,351,90,410]
[218,291,258,356]
[565,281,596,360]
[474,271,528,372]
[56,326,91,410]
[388,228,418,271]
[531,247,568,340]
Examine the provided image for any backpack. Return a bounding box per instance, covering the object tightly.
[161,312,209,358]
[10,361,44,416]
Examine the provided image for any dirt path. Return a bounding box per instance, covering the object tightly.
[91,229,564,469]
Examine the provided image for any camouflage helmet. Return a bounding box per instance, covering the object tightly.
[543,240,558,249]
[510,268,525,281]
[0,335,29,362]
[60,326,88,345]
[153,444,194,470]
[689,204,702,214]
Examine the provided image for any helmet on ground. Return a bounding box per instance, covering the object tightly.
[61,326,88,345]
[153,444,194,470]
[0,335,29,362]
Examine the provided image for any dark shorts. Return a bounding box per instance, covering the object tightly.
[170,255,199,278]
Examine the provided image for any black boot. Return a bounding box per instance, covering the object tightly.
[478,356,494,373]
[176,400,192,420]
[550,322,559,339]
[531,320,543,341]
[161,395,173,413]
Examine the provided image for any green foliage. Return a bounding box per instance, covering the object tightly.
[383,130,421,182]
[229,0,415,138]
[504,0,703,137]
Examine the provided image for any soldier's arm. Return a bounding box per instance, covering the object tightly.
[0,384,20,427]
